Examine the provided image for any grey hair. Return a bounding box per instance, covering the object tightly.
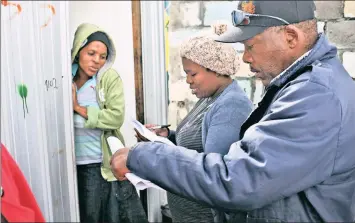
[268,19,318,50]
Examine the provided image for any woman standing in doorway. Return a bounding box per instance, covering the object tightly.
[71,23,147,223]
[145,36,253,222]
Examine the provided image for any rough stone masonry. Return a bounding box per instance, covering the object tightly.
[167,1,355,128]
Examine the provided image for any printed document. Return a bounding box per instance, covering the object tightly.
[107,136,164,191]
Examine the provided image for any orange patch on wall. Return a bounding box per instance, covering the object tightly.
[41,4,56,29]
[1,0,22,19]
[241,1,255,14]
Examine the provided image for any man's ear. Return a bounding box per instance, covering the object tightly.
[284,25,299,49]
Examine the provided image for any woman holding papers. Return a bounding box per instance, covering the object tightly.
[144,36,253,223]
[71,23,147,223]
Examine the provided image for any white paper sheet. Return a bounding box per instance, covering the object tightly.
[131,118,175,146]
[107,136,163,190]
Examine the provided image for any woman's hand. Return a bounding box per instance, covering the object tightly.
[144,124,169,137]
[72,83,88,119]
[72,83,79,110]
[134,129,150,142]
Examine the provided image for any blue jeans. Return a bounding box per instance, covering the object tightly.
[77,163,148,223]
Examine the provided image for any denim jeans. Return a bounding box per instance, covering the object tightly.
[77,163,148,223]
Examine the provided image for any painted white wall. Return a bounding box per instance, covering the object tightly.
[69,1,137,147]
[2,2,79,221]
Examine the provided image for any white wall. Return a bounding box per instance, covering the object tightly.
[69,1,137,147]
[1,2,79,221]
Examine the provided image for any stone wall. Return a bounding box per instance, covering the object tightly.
[166,1,355,129]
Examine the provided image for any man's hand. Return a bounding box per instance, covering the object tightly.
[110,147,131,181]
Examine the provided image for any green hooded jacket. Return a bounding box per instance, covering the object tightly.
[71,23,125,181]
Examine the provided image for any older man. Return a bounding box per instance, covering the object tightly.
[111,1,355,222]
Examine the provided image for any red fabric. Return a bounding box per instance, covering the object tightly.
[1,144,46,222]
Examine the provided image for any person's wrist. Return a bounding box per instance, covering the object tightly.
[73,104,80,112]
[164,127,170,137]
[127,144,139,170]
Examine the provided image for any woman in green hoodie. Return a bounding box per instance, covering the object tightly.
[71,23,147,223]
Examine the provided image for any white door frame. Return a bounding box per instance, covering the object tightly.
[140,1,168,222]
[61,1,80,222]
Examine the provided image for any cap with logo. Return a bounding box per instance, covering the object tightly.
[214,0,316,43]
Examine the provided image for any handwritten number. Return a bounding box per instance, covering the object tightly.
[45,78,59,91]
[53,78,58,89]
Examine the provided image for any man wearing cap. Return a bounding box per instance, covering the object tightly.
[111,1,355,222]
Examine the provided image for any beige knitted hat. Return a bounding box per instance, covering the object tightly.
[180,36,240,76]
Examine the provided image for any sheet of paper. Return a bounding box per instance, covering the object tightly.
[107,136,125,154]
[131,118,175,146]
[125,173,163,190]
[107,136,163,190]
[131,119,158,141]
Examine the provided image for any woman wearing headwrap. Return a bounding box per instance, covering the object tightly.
[71,23,147,223]
[144,36,253,222]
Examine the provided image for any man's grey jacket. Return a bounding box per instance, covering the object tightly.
[127,34,355,222]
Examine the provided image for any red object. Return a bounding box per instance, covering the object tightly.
[1,144,46,222]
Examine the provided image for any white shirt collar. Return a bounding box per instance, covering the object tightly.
[268,49,312,87]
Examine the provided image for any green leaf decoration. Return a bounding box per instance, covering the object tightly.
[17,84,29,118]
[18,84,28,98]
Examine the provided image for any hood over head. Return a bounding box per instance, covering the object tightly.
[71,23,116,81]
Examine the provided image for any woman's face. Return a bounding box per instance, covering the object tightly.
[182,57,224,98]
[78,41,108,77]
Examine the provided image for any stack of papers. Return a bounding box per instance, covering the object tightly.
[107,136,163,191]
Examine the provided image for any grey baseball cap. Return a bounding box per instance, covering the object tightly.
[214,0,316,43]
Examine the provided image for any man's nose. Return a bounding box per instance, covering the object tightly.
[242,50,253,64]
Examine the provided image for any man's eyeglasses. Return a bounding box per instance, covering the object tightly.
[231,10,290,26]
